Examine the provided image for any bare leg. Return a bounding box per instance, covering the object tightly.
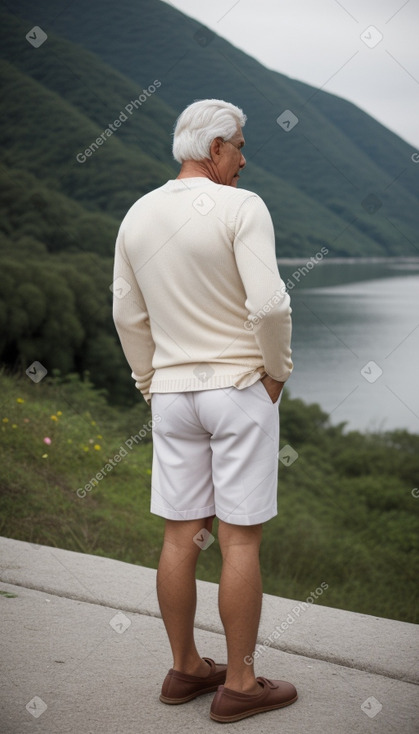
[218,520,263,693]
[156,516,215,676]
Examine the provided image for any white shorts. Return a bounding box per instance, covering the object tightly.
[150,381,281,526]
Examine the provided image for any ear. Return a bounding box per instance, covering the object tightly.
[209,137,223,162]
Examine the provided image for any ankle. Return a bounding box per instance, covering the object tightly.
[224,675,260,694]
[173,657,209,676]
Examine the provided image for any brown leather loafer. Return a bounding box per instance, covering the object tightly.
[160,657,227,704]
[210,676,298,722]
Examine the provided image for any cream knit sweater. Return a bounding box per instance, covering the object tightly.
[112,178,293,405]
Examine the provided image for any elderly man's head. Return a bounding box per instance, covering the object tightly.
[172,99,247,187]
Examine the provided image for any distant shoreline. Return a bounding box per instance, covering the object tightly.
[277,256,419,265]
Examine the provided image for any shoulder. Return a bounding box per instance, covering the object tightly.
[225,187,272,223]
[119,184,168,224]
[209,183,269,214]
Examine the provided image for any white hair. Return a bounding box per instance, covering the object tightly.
[172,99,247,164]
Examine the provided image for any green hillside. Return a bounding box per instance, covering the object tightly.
[1,1,418,623]
[1,370,418,624]
[1,1,418,257]
[0,58,175,218]
[0,0,418,398]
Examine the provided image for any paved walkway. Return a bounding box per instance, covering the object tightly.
[0,536,418,733]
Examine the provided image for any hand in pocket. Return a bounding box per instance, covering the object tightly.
[261,375,284,404]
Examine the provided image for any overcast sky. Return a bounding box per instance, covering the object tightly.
[163,0,419,148]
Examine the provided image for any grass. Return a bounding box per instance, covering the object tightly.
[0,368,163,565]
[1,368,418,623]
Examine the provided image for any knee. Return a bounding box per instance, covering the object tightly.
[163,517,216,552]
[218,520,263,556]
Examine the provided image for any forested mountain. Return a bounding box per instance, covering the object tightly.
[1,0,418,399]
[2,0,418,257]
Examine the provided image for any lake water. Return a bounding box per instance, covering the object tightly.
[277,260,419,435]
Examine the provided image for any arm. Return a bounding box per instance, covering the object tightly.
[112,224,155,405]
[233,195,293,385]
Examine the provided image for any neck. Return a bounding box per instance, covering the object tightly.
[176,160,222,184]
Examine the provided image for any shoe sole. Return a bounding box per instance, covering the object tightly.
[210,693,298,722]
[160,684,221,705]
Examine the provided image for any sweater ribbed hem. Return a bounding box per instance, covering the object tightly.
[149,368,264,394]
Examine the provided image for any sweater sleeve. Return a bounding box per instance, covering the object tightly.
[112,224,155,404]
[233,195,293,382]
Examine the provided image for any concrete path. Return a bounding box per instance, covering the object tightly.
[0,536,418,733]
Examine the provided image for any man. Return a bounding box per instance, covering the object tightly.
[112,99,297,723]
